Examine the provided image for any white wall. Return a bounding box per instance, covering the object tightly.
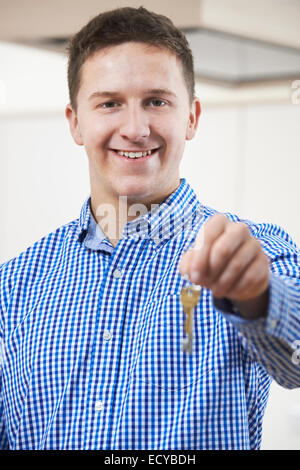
[1,42,300,449]
[182,100,300,246]
[0,113,89,260]
[181,99,300,450]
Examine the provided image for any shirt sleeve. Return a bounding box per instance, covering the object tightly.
[213,222,300,389]
[0,262,10,448]
[0,340,9,449]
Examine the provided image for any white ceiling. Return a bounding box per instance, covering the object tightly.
[0,0,300,48]
[0,0,299,95]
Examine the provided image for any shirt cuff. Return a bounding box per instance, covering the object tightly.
[213,272,287,336]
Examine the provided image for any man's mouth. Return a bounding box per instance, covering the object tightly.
[110,148,160,160]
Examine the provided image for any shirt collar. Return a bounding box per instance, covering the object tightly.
[77,178,204,250]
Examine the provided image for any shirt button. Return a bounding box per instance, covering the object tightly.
[270,319,278,329]
[103,330,112,341]
[95,400,104,411]
[113,268,122,278]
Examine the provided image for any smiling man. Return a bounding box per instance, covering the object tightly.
[66,39,199,245]
[0,7,300,450]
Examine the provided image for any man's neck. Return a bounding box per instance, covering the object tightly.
[90,180,182,247]
[90,198,126,248]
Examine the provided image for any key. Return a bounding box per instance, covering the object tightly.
[180,278,201,354]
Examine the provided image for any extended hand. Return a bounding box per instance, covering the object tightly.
[179,214,270,317]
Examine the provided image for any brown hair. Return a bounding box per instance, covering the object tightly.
[66,6,195,112]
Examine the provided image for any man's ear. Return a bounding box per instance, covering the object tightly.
[186,97,201,141]
[65,104,84,146]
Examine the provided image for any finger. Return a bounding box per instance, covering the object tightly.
[224,253,270,301]
[209,237,260,297]
[189,214,229,283]
[178,249,195,278]
[208,222,251,284]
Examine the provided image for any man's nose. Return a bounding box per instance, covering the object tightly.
[119,106,150,142]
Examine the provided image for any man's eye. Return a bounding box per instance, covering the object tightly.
[101,101,119,108]
[148,99,166,107]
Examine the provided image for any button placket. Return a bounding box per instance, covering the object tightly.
[101,267,122,346]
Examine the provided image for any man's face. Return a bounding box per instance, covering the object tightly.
[66,42,200,208]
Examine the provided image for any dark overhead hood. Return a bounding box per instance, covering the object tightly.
[184,27,300,86]
[14,26,300,88]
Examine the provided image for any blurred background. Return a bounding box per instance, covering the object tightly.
[0,0,300,449]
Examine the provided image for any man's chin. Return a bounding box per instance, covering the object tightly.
[114,181,155,200]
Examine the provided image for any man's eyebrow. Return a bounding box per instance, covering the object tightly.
[88,91,120,101]
[144,88,177,98]
[88,88,177,101]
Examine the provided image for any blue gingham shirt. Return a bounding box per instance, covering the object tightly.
[1,178,300,450]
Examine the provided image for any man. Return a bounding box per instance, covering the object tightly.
[0,7,299,450]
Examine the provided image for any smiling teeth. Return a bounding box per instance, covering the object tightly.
[117,150,153,158]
